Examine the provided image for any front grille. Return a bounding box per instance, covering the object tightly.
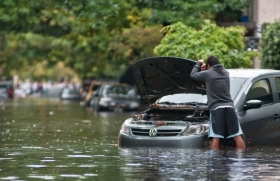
[131,128,182,136]
[131,120,187,126]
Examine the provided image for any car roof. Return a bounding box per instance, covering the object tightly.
[228,69,280,78]
[0,81,13,85]
[102,82,133,87]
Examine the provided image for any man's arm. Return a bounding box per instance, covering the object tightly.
[190,61,207,81]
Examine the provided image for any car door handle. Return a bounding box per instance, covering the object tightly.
[274,114,280,119]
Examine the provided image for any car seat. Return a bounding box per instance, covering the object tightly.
[246,87,272,104]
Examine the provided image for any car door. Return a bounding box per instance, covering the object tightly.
[239,77,280,146]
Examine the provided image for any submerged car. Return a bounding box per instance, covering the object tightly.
[90,83,140,112]
[118,56,280,148]
[84,80,109,107]
[0,81,14,98]
[59,87,80,100]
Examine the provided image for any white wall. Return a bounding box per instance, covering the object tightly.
[255,0,280,24]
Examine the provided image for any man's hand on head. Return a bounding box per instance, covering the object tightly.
[201,63,206,71]
[198,59,206,71]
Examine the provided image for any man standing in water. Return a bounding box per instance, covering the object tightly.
[190,56,245,150]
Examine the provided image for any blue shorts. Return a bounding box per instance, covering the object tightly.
[209,107,243,139]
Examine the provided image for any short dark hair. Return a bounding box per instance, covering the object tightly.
[206,56,219,67]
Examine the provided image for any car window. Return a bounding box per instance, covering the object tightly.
[275,77,280,101]
[103,85,137,97]
[246,79,273,104]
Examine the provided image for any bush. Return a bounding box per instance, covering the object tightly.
[260,20,280,69]
[154,20,258,68]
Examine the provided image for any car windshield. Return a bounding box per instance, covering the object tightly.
[63,88,78,94]
[103,85,137,98]
[157,78,247,104]
[229,77,247,100]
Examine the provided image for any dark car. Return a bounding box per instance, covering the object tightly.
[0,81,14,98]
[90,83,140,112]
[118,57,280,148]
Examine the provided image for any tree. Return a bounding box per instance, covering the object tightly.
[135,0,250,28]
[0,0,253,81]
[154,20,258,68]
[105,25,163,77]
[260,20,280,69]
[0,0,138,80]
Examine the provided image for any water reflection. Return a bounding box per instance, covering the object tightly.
[119,147,280,180]
[1,98,280,180]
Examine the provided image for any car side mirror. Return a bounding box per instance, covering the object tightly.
[244,100,262,110]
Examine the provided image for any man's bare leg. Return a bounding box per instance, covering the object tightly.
[210,138,220,150]
[234,135,245,150]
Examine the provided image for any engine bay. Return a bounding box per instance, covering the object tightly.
[132,108,210,123]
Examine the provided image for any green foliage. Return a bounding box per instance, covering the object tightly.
[11,61,80,82]
[136,0,250,28]
[0,0,137,80]
[0,0,253,81]
[260,20,280,69]
[154,20,258,68]
[106,25,163,77]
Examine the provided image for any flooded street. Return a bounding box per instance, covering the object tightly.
[1,97,280,180]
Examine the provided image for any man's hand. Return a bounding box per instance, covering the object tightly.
[198,59,206,71]
[201,63,206,71]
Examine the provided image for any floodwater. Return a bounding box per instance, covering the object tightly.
[1,97,280,180]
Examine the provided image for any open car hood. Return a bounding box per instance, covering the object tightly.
[132,57,206,103]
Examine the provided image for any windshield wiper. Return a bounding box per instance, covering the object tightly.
[178,102,207,105]
[157,101,178,105]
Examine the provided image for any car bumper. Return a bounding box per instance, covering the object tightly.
[118,133,210,148]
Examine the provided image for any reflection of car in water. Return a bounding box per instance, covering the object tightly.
[0,81,14,98]
[59,87,80,100]
[118,56,280,148]
[90,83,140,112]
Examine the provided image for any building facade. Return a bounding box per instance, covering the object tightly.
[219,0,280,68]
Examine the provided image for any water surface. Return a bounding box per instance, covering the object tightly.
[1,98,280,180]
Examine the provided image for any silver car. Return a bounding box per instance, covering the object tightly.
[90,83,140,112]
[118,57,280,148]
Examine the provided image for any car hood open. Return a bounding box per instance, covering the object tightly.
[132,57,206,103]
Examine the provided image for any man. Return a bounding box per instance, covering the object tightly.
[190,56,245,150]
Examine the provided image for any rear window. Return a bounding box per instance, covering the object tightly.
[103,85,137,97]
[0,83,13,89]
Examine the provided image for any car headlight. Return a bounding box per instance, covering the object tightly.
[120,119,132,135]
[183,124,209,136]
[99,97,110,106]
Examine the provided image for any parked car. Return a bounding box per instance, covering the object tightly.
[0,81,14,98]
[59,87,80,100]
[14,88,27,98]
[84,80,108,107]
[90,83,140,112]
[118,57,280,148]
